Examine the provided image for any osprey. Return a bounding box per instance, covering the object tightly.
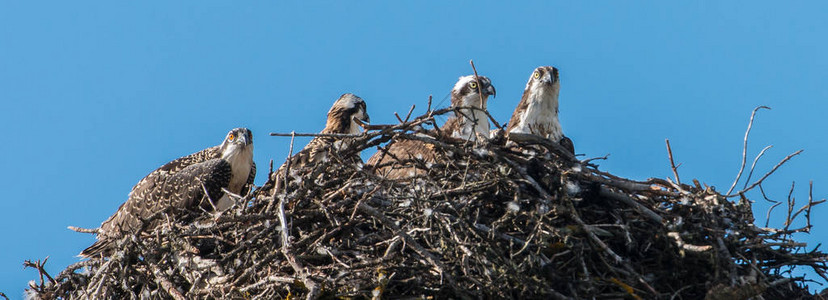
[269,93,370,192]
[367,75,496,179]
[80,128,256,257]
[505,66,574,153]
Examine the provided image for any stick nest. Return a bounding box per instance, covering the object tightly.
[25,109,828,299]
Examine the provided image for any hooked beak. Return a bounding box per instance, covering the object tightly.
[484,84,496,98]
[362,112,370,123]
[543,70,559,86]
[353,112,370,126]
[237,132,251,146]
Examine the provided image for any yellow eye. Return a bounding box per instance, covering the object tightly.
[469,81,478,89]
[228,134,235,141]
[533,71,540,79]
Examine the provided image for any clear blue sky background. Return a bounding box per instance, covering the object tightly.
[1,2,826,297]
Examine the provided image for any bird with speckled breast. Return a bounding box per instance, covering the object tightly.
[80,128,255,257]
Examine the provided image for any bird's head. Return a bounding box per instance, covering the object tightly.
[324,93,370,134]
[451,75,496,109]
[219,127,254,159]
[525,66,560,93]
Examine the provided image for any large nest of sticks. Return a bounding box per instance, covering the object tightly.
[25,107,828,299]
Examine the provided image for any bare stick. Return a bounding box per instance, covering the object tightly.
[426,95,433,113]
[743,145,773,189]
[403,104,416,123]
[469,60,502,129]
[599,187,663,223]
[151,264,187,300]
[727,149,803,197]
[470,60,485,109]
[665,139,681,184]
[726,105,771,195]
[67,226,98,234]
[270,132,365,138]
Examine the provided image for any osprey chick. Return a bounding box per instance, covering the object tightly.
[368,75,496,179]
[80,128,255,257]
[443,75,497,141]
[506,66,574,153]
[269,93,370,192]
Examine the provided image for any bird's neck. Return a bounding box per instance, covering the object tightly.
[223,146,253,193]
[527,86,559,115]
[452,109,489,141]
[512,86,563,142]
[322,116,361,135]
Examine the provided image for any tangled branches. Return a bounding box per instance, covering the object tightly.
[26,108,827,299]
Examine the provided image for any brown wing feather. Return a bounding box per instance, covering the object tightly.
[129,146,221,197]
[82,159,231,257]
[505,90,531,133]
[441,116,461,137]
[266,136,334,194]
[367,138,440,180]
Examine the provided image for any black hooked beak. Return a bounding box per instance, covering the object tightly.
[238,129,252,145]
[484,83,496,98]
[544,68,559,85]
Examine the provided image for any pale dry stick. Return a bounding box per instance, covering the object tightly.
[151,264,187,300]
[789,183,824,230]
[726,149,803,197]
[470,60,486,111]
[765,201,783,228]
[507,132,577,161]
[743,145,773,189]
[665,139,681,184]
[667,232,713,252]
[727,105,771,195]
[265,132,297,213]
[239,275,295,293]
[274,133,318,300]
[279,200,318,300]
[426,95,433,113]
[598,187,663,223]
[23,258,55,287]
[784,182,797,230]
[67,226,98,234]
[403,104,416,123]
[270,132,365,138]
[469,60,502,129]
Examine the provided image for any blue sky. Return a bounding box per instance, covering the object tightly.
[2,2,826,297]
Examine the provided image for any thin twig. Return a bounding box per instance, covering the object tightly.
[665,139,681,184]
[743,145,773,189]
[727,105,771,195]
[727,149,803,197]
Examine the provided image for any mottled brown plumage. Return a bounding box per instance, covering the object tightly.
[506,66,574,154]
[268,94,369,193]
[367,75,495,179]
[80,128,255,257]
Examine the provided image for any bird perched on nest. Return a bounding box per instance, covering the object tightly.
[367,75,496,179]
[79,128,256,258]
[267,93,370,193]
[505,66,574,154]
